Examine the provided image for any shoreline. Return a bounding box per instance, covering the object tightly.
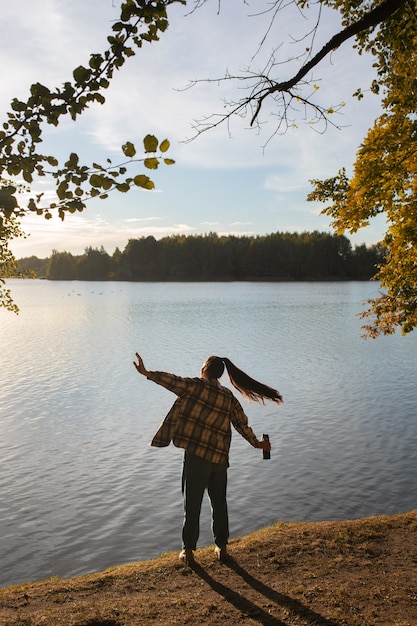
[1,510,416,625]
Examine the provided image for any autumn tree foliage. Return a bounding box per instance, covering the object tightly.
[308,0,417,336]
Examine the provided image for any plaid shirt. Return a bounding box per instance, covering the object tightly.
[148,371,259,465]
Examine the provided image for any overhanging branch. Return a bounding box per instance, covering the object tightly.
[251,0,408,124]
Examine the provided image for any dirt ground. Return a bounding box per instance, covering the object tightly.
[1,510,416,626]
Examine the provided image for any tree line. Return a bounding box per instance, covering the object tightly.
[17,231,384,282]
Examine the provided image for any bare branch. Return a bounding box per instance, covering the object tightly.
[186,0,408,141]
[250,0,408,124]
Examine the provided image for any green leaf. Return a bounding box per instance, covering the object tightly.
[122,141,136,158]
[10,98,27,112]
[89,174,103,188]
[94,93,106,105]
[56,181,69,200]
[0,188,18,212]
[143,134,159,153]
[73,65,92,84]
[67,199,84,212]
[47,156,59,167]
[102,177,114,190]
[30,83,50,98]
[65,153,79,168]
[28,123,42,143]
[112,21,124,32]
[89,54,104,70]
[7,164,21,176]
[23,170,33,183]
[2,185,17,195]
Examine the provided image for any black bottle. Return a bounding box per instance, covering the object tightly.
[262,434,270,460]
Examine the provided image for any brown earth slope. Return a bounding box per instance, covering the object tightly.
[1,510,416,626]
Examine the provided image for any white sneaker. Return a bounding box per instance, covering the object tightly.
[179,549,195,565]
[214,545,228,561]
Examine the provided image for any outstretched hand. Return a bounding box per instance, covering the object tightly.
[133,352,150,377]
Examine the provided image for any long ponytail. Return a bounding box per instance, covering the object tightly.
[221,357,283,405]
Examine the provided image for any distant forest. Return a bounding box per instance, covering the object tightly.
[17,231,385,281]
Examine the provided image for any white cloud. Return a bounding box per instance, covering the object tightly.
[124,217,163,224]
[10,211,199,257]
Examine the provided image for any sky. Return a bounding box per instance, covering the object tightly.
[1,0,387,259]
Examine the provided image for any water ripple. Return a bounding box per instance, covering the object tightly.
[1,280,416,588]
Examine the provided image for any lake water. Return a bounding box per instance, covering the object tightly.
[1,280,416,589]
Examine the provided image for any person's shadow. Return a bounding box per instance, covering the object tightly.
[191,556,342,626]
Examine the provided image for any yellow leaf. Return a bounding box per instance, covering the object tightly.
[134,175,155,190]
[144,157,159,170]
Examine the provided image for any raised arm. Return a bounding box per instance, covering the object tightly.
[133,352,150,377]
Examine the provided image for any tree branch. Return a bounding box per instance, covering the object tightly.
[251,0,408,124]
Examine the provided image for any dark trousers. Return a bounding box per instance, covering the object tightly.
[181,451,229,550]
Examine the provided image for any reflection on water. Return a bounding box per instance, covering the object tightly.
[1,280,416,588]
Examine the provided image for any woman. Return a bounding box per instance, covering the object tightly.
[133,353,283,564]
